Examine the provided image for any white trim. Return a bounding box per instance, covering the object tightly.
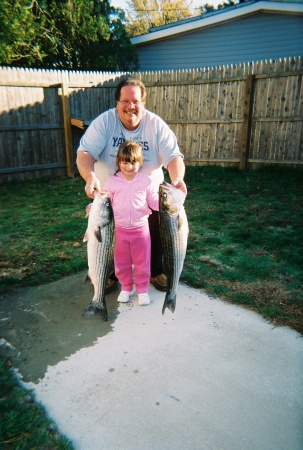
[130,1,303,45]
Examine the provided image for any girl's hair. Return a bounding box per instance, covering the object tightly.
[116,140,143,170]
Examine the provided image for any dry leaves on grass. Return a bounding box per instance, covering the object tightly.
[214,278,303,333]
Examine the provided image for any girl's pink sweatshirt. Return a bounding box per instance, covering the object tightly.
[104,171,159,228]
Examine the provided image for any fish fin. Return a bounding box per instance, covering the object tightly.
[162,292,176,315]
[94,226,102,243]
[85,273,92,285]
[178,216,183,230]
[178,210,186,230]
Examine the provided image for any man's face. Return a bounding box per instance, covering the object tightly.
[116,85,144,130]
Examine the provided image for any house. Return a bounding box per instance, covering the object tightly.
[130,0,303,70]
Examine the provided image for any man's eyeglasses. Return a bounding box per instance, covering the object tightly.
[118,100,141,106]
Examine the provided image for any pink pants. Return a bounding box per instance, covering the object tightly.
[114,223,151,294]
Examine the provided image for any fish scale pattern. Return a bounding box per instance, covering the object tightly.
[92,221,115,307]
[161,214,183,291]
[159,183,188,314]
[86,194,115,320]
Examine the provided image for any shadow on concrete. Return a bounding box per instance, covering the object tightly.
[0,271,119,383]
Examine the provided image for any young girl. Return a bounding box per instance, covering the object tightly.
[104,141,159,305]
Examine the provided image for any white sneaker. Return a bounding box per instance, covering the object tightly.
[138,293,151,306]
[117,290,133,303]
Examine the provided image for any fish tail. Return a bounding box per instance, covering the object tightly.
[83,299,108,321]
[162,292,176,315]
[96,297,108,321]
[99,306,108,321]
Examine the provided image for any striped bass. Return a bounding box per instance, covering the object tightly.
[83,192,115,321]
[159,181,189,315]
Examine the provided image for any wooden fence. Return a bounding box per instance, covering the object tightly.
[0,56,302,182]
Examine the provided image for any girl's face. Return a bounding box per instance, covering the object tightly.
[119,160,141,181]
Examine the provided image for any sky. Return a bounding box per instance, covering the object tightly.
[110,0,223,14]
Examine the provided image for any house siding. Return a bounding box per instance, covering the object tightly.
[134,13,303,70]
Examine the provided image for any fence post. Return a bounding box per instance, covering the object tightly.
[239,74,254,170]
[61,83,74,177]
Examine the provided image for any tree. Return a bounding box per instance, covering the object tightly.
[200,2,217,14]
[199,0,250,15]
[0,0,138,71]
[0,0,49,66]
[126,0,193,37]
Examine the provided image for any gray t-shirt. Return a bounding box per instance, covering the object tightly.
[77,108,183,188]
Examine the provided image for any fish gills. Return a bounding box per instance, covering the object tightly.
[83,193,115,320]
[159,182,188,314]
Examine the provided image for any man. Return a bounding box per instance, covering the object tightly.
[77,78,187,291]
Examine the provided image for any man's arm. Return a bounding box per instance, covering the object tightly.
[167,157,187,196]
[76,151,101,199]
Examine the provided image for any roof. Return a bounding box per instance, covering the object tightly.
[130,0,303,45]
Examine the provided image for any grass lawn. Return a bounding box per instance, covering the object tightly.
[0,165,302,447]
[183,166,303,334]
[0,358,73,449]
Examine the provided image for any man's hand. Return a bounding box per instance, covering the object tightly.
[171,178,187,196]
[85,173,101,199]
[167,157,187,197]
[76,151,101,199]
